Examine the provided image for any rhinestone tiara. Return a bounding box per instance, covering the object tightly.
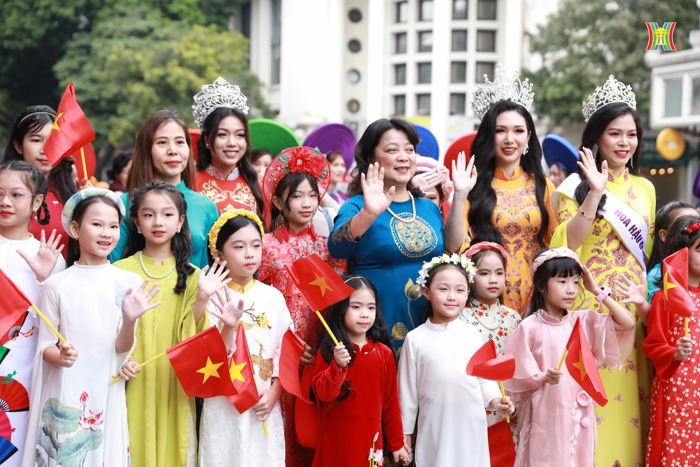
[471,65,534,120]
[192,77,249,128]
[581,75,636,122]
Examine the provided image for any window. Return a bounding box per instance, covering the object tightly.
[347,69,361,84]
[476,30,496,52]
[348,8,362,22]
[477,0,496,20]
[394,95,406,116]
[693,77,700,115]
[664,78,682,117]
[395,64,407,85]
[475,61,495,83]
[451,30,467,51]
[451,61,467,83]
[417,62,432,84]
[450,93,466,115]
[395,1,408,23]
[347,99,361,113]
[418,31,433,52]
[416,94,431,115]
[394,32,407,54]
[348,39,361,53]
[453,0,468,19]
[418,0,433,21]
[271,0,281,85]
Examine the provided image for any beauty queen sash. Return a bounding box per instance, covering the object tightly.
[554,174,648,272]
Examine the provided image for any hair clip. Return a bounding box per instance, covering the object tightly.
[687,221,700,234]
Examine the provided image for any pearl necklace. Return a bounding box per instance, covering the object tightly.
[386,192,416,223]
[473,303,503,331]
[138,251,176,280]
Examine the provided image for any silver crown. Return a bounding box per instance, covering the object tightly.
[581,75,636,122]
[471,65,534,120]
[192,77,249,128]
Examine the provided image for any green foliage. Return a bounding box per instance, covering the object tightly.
[525,0,700,123]
[53,5,267,147]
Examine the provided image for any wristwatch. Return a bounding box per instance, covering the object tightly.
[596,286,612,302]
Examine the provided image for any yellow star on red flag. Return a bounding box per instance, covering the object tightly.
[196,357,223,383]
[49,112,64,134]
[572,351,587,380]
[309,274,332,296]
[663,270,678,301]
[230,358,247,383]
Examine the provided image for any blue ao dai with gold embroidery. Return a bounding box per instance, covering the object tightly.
[329,195,443,354]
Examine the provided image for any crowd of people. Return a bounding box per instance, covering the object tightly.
[0,67,696,467]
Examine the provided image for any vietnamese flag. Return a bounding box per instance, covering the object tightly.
[285,255,354,311]
[43,84,95,166]
[279,329,311,404]
[166,326,237,398]
[661,247,694,318]
[0,270,32,339]
[565,317,608,407]
[466,339,516,381]
[228,324,261,413]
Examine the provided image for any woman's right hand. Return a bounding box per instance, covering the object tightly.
[544,367,562,385]
[577,147,608,193]
[333,342,351,369]
[117,358,141,380]
[675,336,693,361]
[361,162,394,218]
[58,342,78,368]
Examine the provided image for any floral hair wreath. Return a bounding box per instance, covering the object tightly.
[61,187,126,239]
[208,209,266,255]
[262,146,331,205]
[416,253,477,293]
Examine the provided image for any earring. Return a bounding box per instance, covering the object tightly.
[176,227,181,233]
[523,144,529,155]
[137,227,142,234]
[275,213,284,230]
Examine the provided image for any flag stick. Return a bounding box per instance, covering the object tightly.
[80,147,89,181]
[247,361,268,438]
[315,310,339,346]
[110,350,168,384]
[31,304,66,344]
[557,347,568,372]
[685,317,689,337]
[498,381,510,424]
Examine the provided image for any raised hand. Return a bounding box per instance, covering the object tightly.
[208,286,245,327]
[577,147,608,193]
[580,264,599,296]
[198,260,232,299]
[451,151,477,194]
[412,169,443,192]
[615,274,646,307]
[18,229,64,282]
[361,162,394,218]
[122,280,161,322]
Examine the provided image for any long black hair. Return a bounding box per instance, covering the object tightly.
[527,249,583,318]
[574,102,643,216]
[317,275,391,401]
[66,197,124,267]
[0,160,50,225]
[348,118,423,198]
[647,201,696,269]
[196,107,263,216]
[123,182,194,294]
[467,100,550,247]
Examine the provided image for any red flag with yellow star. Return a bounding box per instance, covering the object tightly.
[43,84,95,166]
[166,326,237,398]
[661,247,693,318]
[0,269,32,340]
[285,254,354,311]
[228,324,261,413]
[466,339,516,381]
[565,317,607,407]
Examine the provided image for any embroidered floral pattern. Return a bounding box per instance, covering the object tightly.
[195,173,257,214]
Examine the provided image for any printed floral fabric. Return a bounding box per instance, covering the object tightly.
[464,167,557,315]
[195,167,258,215]
[460,299,521,427]
[550,168,656,467]
[645,287,700,466]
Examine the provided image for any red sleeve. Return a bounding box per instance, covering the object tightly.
[643,292,681,380]
[380,345,404,452]
[312,350,347,402]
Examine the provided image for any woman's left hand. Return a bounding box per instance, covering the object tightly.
[122,280,161,321]
[198,260,231,299]
[18,229,64,282]
[451,151,477,195]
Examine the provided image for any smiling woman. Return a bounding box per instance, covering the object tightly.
[108,109,218,268]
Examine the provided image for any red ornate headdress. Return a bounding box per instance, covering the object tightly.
[262,146,331,205]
